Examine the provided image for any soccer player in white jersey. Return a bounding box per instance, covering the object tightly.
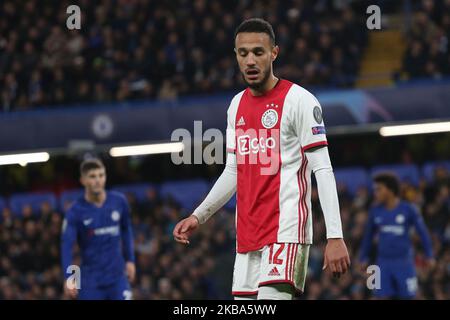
[173,18,350,300]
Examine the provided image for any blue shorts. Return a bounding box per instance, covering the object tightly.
[78,276,132,300]
[374,259,417,299]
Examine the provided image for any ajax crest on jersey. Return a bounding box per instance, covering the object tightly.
[261,109,278,129]
[396,214,405,224]
[111,210,120,221]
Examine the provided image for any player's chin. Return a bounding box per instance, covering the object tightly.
[93,187,104,193]
[245,77,263,88]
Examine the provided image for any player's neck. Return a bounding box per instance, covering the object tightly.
[385,197,400,210]
[85,190,106,207]
[249,75,279,96]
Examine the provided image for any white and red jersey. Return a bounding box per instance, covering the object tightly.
[226,79,328,253]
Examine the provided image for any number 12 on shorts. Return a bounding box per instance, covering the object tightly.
[268,243,285,265]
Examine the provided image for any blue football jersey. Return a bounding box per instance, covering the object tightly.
[61,191,135,288]
[359,201,433,262]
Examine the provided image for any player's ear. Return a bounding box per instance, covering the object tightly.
[271,45,279,62]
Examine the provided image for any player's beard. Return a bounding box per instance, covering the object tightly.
[241,65,272,91]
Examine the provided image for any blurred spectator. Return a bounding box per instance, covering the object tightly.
[0,0,368,111]
[0,164,448,299]
[401,0,450,80]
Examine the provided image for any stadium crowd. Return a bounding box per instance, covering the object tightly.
[0,0,367,112]
[0,164,448,300]
[401,0,450,80]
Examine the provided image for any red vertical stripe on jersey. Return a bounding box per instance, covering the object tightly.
[299,163,304,243]
[287,243,292,281]
[285,244,291,280]
[297,160,305,243]
[298,149,309,243]
[298,154,307,243]
[296,169,301,243]
[301,157,309,243]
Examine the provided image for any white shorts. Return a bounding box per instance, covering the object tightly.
[232,243,310,297]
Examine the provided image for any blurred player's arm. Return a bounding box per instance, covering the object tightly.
[411,205,434,264]
[296,89,349,277]
[60,210,78,299]
[358,208,376,267]
[121,198,136,282]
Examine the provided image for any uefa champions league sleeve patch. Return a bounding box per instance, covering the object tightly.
[313,106,323,124]
[312,126,326,135]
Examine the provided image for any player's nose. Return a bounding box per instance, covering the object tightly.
[245,53,256,66]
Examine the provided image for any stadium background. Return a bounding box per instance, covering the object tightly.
[0,0,449,299]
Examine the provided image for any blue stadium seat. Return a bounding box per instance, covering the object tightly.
[111,183,156,203]
[9,192,57,217]
[59,189,84,212]
[160,179,209,211]
[224,194,236,211]
[422,161,450,183]
[334,167,370,196]
[0,196,5,213]
[371,164,421,186]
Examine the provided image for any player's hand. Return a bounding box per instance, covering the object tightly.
[323,238,351,279]
[173,215,199,245]
[63,279,78,299]
[126,261,136,283]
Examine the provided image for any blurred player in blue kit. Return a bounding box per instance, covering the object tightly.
[359,173,435,299]
[61,158,135,300]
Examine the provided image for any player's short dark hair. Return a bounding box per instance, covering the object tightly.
[80,158,105,176]
[234,18,276,46]
[373,172,400,196]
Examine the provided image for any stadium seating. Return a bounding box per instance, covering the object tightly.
[111,183,156,203]
[371,164,421,186]
[1,162,447,215]
[0,196,5,213]
[9,192,57,217]
[0,162,448,300]
[422,161,450,183]
[225,194,237,211]
[334,167,370,196]
[0,2,371,112]
[160,179,209,211]
[59,189,84,212]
